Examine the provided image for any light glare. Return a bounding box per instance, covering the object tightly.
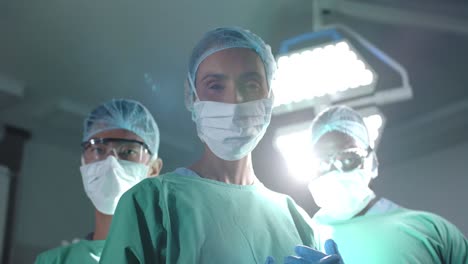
[276,113,384,179]
[273,41,376,108]
[275,129,315,182]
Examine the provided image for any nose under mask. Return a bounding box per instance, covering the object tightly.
[80,156,150,215]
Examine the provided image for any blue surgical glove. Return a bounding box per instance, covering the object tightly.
[264,256,275,264]
[284,239,344,264]
[323,239,342,260]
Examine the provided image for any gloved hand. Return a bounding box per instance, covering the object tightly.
[283,239,344,264]
[264,256,275,264]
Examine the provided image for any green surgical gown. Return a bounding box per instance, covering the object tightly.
[313,206,468,263]
[99,171,316,264]
[34,239,104,264]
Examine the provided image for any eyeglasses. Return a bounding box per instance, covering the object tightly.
[316,147,372,176]
[82,138,152,163]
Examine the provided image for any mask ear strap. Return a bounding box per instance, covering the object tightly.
[185,73,201,111]
[184,79,194,111]
[365,150,379,179]
[267,89,275,104]
[267,79,274,98]
[371,152,379,178]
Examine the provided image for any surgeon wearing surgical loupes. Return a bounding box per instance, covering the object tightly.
[304,105,468,263]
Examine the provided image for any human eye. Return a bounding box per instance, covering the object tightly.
[337,152,363,172]
[245,80,261,90]
[89,145,106,155]
[206,81,224,91]
[209,84,223,91]
[118,144,141,159]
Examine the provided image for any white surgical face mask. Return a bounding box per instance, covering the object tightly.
[308,168,375,223]
[191,97,273,161]
[80,156,149,215]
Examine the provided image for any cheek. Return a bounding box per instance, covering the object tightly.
[142,156,152,165]
[82,155,94,165]
[194,86,210,100]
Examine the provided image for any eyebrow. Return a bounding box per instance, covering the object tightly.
[200,73,227,83]
[200,72,264,83]
[239,72,263,81]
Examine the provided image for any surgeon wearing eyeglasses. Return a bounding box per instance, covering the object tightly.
[304,105,468,263]
[34,99,163,264]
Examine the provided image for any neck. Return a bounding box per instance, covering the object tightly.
[189,147,256,185]
[92,210,113,240]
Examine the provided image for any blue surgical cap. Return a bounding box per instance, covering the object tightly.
[310,105,369,148]
[82,99,160,158]
[187,26,277,96]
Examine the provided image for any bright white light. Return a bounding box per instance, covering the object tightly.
[363,114,383,149]
[272,41,376,108]
[274,128,315,182]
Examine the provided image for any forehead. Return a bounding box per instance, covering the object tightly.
[88,129,144,142]
[313,131,362,157]
[196,48,265,80]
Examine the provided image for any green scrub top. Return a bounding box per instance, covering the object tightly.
[313,204,468,264]
[34,239,105,264]
[99,170,316,264]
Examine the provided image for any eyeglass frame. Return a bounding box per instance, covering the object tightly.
[81,137,152,163]
[315,146,373,176]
